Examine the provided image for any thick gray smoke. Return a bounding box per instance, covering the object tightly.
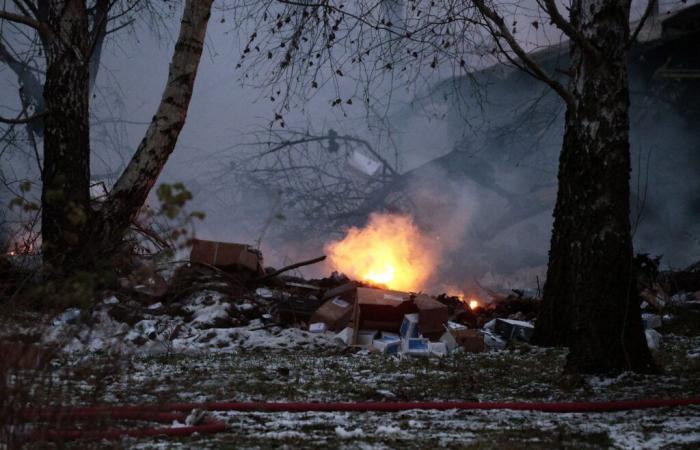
[1,0,697,289]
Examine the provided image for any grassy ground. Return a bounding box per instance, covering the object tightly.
[15,325,700,449]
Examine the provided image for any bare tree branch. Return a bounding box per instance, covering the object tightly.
[472,0,575,110]
[539,0,597,56]
[628,0,657,46]
[0,9,52,38]
[0,111,46,124]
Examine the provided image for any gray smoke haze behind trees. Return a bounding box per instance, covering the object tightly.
[1,0,697,286]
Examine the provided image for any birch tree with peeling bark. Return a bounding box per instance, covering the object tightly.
[237,0,658,374]
[0,0,214,270]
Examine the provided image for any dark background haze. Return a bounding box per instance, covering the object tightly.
[1,0,698,291]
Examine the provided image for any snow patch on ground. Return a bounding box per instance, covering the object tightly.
[36,290,339,355]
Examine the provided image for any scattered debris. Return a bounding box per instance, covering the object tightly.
[347,150,381,176]
[642,313,662,329]
[7,244,696,360]
[493,318,535,342]
[310,296,354,331]
[190,239,263,275]
[646,329,662,351]
[415,294,449,339]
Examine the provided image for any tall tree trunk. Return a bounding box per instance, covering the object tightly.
[92,0,213,253]
[532,0,655,374]
[41,0,92,270]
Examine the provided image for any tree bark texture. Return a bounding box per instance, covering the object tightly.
[94,0,213,252]
[533,0,655,374]
[41,0,92,269]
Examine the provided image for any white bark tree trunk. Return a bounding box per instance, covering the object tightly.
[95,0,214,251]
[533,0,655,374]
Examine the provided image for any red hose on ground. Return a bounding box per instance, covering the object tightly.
[24,397,700,442]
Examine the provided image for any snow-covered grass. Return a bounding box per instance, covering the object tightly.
[6,332,696,449]
[3,291,700,448]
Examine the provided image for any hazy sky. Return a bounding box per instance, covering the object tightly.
[1,0,697,280]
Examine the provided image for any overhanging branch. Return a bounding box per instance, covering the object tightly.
[0,111,46,125]
[0,9,53,38]
[473,0,574,110]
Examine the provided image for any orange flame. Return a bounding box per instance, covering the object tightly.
[325,213,438,291]
[443,285,481,309]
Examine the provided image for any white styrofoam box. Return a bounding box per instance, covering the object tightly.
[641,313,662,329]
[400,313,420,339]
[347,150,382,176]
[401,337,430,356]
[334,327,353,346]
[440,331,458,352]
[373,337,401,354]
[428,341,448,357]
[381,331,400,341]
[357,329,378,346]
[309,322,327,333]
[483,330,506,350]
[645,329,662,350]
[446,321,467,331]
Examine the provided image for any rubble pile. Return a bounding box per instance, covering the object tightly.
[5,239,697,357]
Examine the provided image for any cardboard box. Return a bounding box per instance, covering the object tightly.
[310,296,354,331]
[450,329,485,353]
[414,294,448,339]
[190,239,262,274]
[322,281,361,301]
[274,296,323,324]
[351,287,417,344]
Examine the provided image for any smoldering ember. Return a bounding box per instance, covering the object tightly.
[1,1,699,448]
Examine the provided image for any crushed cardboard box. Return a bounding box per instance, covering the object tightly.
[190,239,263,274]
[441,328,485,353]
[310,296,354,331]
[414,294,448,339]
[351,287,417,343]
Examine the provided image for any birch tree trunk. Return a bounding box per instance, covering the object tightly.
[532,0,655,373]
[92,0,213,253]
[41,0,92,269]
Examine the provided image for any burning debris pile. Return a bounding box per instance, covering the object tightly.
[2,233,544,357]
[3,215,698,359]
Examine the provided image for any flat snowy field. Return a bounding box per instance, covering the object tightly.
[4,288,699,449]
[15,332,700,449]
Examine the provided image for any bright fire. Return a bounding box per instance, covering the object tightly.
[325,213,438,291]
[444,286,480,309]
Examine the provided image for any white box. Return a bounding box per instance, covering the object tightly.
[373,336,401,354]
[347,150,381,176]
[309,322,327,333]
[401,337,430,357]
[428,341,448,357]
[357,329,378,346]
[399,314,420,339]
[334,327,353,346]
